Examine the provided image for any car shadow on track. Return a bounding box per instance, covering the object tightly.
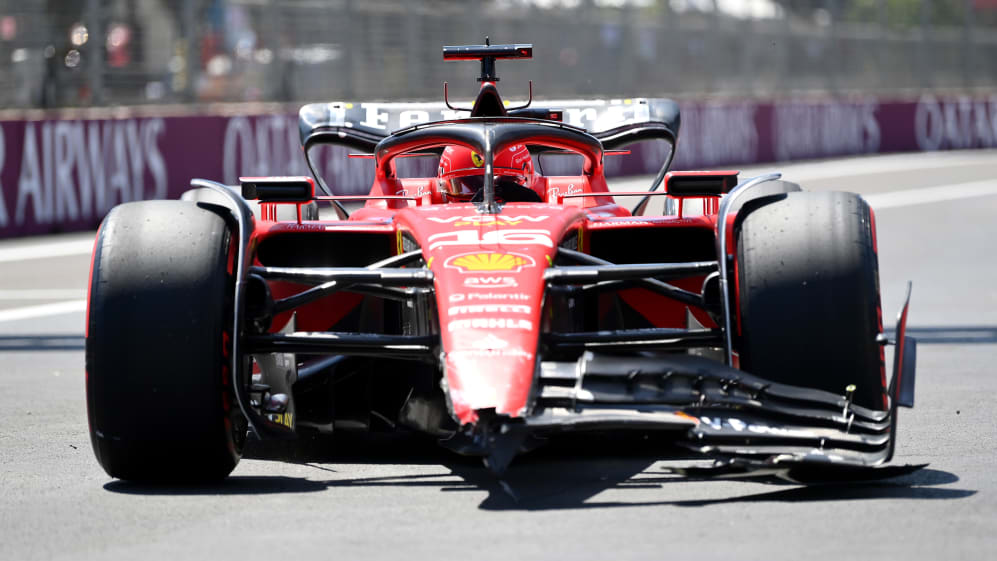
[103,476,330,495]
[440,447,976,511]
[104,433,975,510]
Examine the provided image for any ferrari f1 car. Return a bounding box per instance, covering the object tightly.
[85,43,918,482]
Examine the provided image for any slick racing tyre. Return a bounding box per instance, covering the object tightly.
[735,191,886,410]
[86,200,246,481]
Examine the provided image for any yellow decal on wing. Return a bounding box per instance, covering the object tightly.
[448,252,532,273]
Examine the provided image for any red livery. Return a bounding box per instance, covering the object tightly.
[85,42,919,482]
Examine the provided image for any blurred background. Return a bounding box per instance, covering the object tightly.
[0,0,995,238]
[1,0,995,108]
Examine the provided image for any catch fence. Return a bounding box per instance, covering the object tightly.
[0,0,995,109]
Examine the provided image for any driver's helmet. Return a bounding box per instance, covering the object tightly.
[438,144,538,201]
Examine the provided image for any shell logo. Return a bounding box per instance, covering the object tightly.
[445,252,536,273]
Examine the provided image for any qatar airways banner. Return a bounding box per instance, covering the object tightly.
[0,94,995,238]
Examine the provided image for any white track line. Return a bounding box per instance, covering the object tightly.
[740,152,997,183]
[0,300,87,323]
[613,176,997,211]
[0,239,94,264]
[0,290,87,300]
[864,179,997,210]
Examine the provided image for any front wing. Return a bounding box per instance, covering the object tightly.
[193,178,920,481]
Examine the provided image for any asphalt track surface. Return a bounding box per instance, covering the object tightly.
[2,150,996,560]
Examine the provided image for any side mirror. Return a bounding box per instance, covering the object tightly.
[241,177,315,202]
[665,171,739,197]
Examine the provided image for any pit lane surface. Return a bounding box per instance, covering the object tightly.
[2,150,995,560]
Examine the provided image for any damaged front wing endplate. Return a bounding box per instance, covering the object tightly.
[473,286,920,480]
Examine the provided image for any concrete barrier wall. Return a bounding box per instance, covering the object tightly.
[1,94,995,238]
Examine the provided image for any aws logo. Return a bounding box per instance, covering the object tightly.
[444,251,536,273]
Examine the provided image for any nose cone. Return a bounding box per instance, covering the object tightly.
[397,204,584,425]
[436,250,546,423]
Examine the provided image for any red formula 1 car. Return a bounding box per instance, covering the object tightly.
[85,43,919,482]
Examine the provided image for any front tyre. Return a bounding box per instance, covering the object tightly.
[735,191,886,410]
[86,201,246,481]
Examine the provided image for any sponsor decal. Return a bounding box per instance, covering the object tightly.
[12,97,985,238]
[548,183,582,201]
[444,251,536,273]
[448,304,531,316]
[470,151,484,167]
[588,219,656,227]
[427,229,553,250]
[260,222,326,231]
[773,100,879,161]
[332,101,649,135]
[448,292,531,302]
[455,216,547,227]
[673,102,760,167]
[268,412,294,429]
[223,115,314,184]
[427,215,549,226]
[0,118,169,229]
[463,276,517,288]
[914,95,997,151]
[588,211,618,219]
[449,348,534,360]
[399,184,432,198]
[700,416,801,437]
[471,333,509,349]
[509,144,531,166]
[447,317,533,332]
